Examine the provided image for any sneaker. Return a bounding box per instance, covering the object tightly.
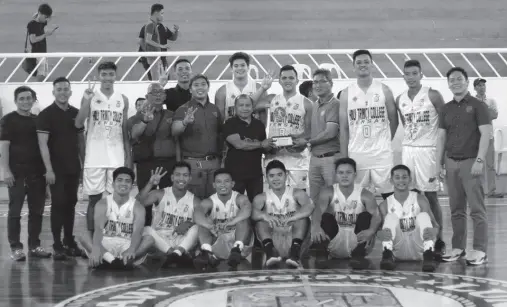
[11,249,26,262]
[285,243,302,269]
[228,246,242,268]
[441,248,466,262]
[350,243,369,270]
[422,249,437,272]
[465,250,487,266]
[433,239,446,261]
[162,252,181,268]
[29,247,52,258]
[265,247,281,268]
[380,248,396,270]
[53,246,68,261]
[64,241,84,257]
[194,250,219,271]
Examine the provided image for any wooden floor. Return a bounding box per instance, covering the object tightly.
[0,198,506,306]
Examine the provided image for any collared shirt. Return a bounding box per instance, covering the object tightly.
[129,108,176,158]
[164,84,192,111]
[174,98,223,157]
[223,116,266,180]
[439,93,491,159]
[310,96,340,156]
[36,103,83,175]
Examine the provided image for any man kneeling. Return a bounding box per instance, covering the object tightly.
[378,164,439,272]
[193,169,253,270]
[79,167,154,269]
[252,160,314,268]
[311,158,381,269]
[138,162,200,268]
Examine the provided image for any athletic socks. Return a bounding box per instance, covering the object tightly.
[103,252,115,263]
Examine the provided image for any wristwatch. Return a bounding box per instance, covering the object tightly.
[476,158,484,163]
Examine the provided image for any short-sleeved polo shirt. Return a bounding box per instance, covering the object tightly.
[173,99,223,158]
[439,93,491,159]
[36,103,83,175]
[129,109,176,158]
[310,97,340,156]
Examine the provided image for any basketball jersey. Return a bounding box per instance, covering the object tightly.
[331,184,366,228]
[386,191,421,233]
[398,87,439,147]
[152,187,195,231]
[268,93,306,137]
[347,80,393,169]
[85,90,125,168]
[103,195,135,239]
[209,191,240,231]
[225,78,258,120]
[265,187,298,220]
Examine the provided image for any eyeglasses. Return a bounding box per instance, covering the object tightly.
[312,80,330,86]
[148,90,166,97]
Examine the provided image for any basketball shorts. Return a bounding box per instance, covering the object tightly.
[328,227,375,259]
[101,236,147,266]
[212,231,254,260]
[356,167,393,194]
[83,168,116,195]
[402,146,439,192]
[257,225,311,259]
[393,227,424,261]
[144,225,199,252]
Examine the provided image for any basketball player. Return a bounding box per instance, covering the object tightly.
[193,169,253,270]
[396,59,446,258]
[78,167,154,269]
[311,158,381,269]
[252,160,314,268]
[214,52,270,124]
[261,65,313,190]
[137,163,199,268]
[75,61,131,237]
[378,165,439,272]
[339,49,399,199]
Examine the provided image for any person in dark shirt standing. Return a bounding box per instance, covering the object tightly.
[223,94,274,202]
[436,67,492,266]
[37,77,86,260]
[27,4,58,82]
[159,59,192,112]
[0,86,52,261]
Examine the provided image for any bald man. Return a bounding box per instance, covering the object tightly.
[130,83,180,226]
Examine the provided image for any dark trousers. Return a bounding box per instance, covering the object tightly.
[321,212,372,241]
[136,158,176,226]
[233,176,263,202]
[7,173,46,250]
[50,173,80,248]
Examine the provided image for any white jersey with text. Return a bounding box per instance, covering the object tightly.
[328,184,366,258]
[103,195,136,239]
[152,187,195,231]
[265,187,298,221]
[386,191,421,233]
[347,79,393,169]
[225,78,258,120]
[209,191,240,229]
[268,93,306,137]
[85,90,125,168]
[398,87,439,147]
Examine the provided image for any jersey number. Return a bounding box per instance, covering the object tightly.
[362,125,371,138]
[105,126,112,138]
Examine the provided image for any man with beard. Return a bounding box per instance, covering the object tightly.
[252,160,314,269]
[260,65,313,191]
[75,61,131,236]
[138,162,199,267]
[193,169,253,270]
[79,167,154,270]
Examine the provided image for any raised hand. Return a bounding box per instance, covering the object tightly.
[83,78,96,100]
[173,24,179,32]
[142,103,156,122]
[261,70,275,90]
[182,106,198,125]
[149,167,167,186]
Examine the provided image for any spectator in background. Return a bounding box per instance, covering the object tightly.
[223,94,273,202]
[1,86,52,261]
[299,80,318,102]
[473,78,502,198]
[27,4,58,82]
[37,77,85,260]
[159,59,192,111]
[135,97,147,112]
[130,83,179,226]
[172,74,223,199]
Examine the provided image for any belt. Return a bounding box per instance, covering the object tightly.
[184,155,218,161]
[448,157,473,161]
[313,151,339,158]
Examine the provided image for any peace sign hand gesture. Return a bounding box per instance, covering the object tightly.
[149,167,167,186]
[83,78,96,100]
[261,70,275,91]
[158,69,170,87]
[182,107,197,125]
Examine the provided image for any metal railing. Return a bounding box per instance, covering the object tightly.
[1,48,507,83]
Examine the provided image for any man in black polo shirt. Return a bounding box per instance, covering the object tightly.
[0,86,52,261]
[436,67,492,266]
[223,94,273,202]
[37,77,85,260]
[160,59,192,111]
